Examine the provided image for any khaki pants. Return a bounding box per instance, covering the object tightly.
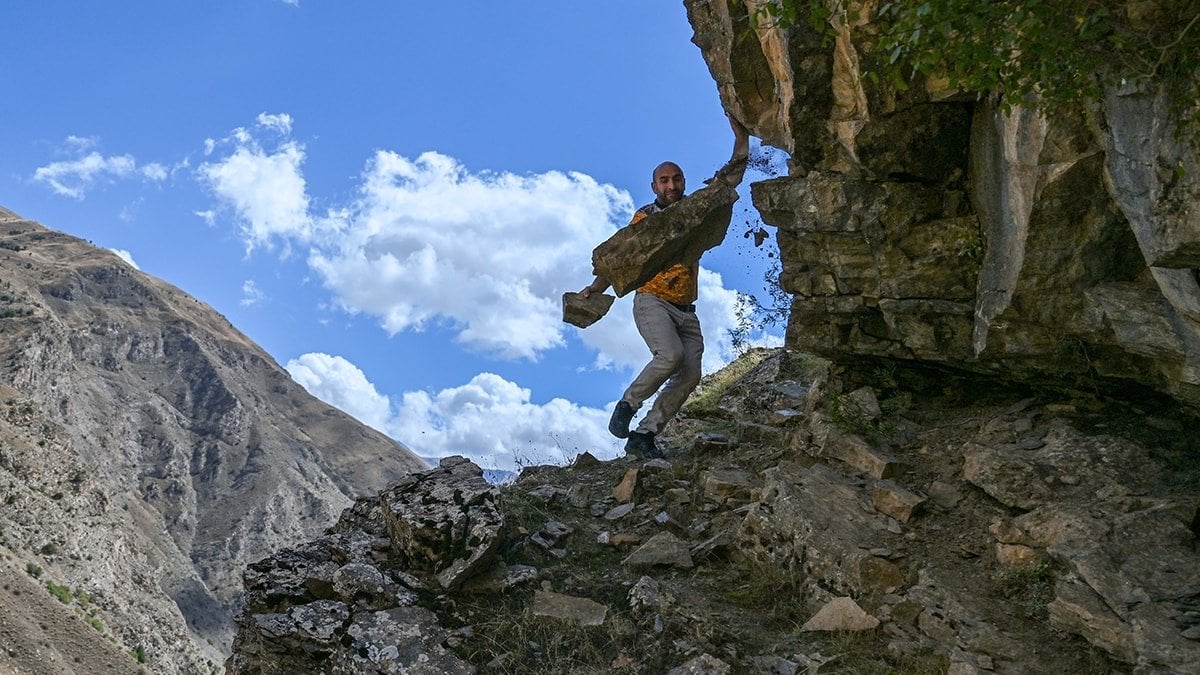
[622,292,704,434]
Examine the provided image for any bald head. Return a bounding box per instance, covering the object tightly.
[651,162,685,205]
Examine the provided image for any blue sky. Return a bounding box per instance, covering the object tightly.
[2,1,783,470]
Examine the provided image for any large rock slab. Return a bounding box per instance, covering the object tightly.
[592,182,738,297]
[380,456,505,590]
[962,418,1200,669]
[737,461,897,596]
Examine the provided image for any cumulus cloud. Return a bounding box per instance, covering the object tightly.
[285,353,392,433]
[392,373,622,470]
[197,125,311,252]
[287,352,621,470]
[304,150,631,359]
[109,248,140,270]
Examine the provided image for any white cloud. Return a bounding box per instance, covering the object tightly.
[286,352,620,470]
[64,135,98,152]
[285,353,392,433]
[109,248,139,270]
[194,209,216,227]
[392,373,621,470]
[240,279,267,306]
[197,132,311,251]
[256,112,293,134]
[34,152,137,199]
[32,137,170,199]
[306,150,632,359]
[141,162,168,181]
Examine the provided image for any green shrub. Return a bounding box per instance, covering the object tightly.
[45,580,72,603]
[25,562,42,578]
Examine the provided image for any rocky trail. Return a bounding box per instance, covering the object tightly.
[227,348,1200,673]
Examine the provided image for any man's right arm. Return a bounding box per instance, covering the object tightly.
[579,276,610,299]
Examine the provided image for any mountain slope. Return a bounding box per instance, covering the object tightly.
[0,206,428,672]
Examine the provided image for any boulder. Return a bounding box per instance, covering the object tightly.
[562,291,615,328]
[379,456,504,590]
[592,182,739,297]
[800,596,879,632]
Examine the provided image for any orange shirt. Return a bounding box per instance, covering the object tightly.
[629,203,699,305]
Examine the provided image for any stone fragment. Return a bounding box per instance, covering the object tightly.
[592,181,739,296]
[988,518,1024,544]
[572,451,602,468]
[692,432,736,455]
[994,543,1041,567]
[664,488,691,505]
[610,533,642,547]
[666,653,731,674]
[690,530,734,562]
[562,291,615,328]
[800,596,880,632]
[737,421,786,443]
[604,503,636,520]
[331,563,388,606]
[847,386,882,420]
[642,458,673,472]
[458,563,539,594]
[628,576,662,614]
[927,480,963,508]
[859,556,905,593]
[1047,580,1137,663]
[770,408,806,425]
[820,425,901,479]
[622,532,694,570]
[526,484,565,504]
[613,468,640,503]
[342,606,474,674]
[701,468,755,503]
[531,590,609,626]
[872,481,926,523]
[529,521,572,549]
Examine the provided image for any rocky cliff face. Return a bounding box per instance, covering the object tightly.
[684,0,1200,406]
[0,207,427,672]
[226,348,1200,672]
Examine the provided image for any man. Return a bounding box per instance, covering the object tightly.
[580,161,703,458]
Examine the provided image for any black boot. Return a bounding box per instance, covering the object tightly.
[608,400,634,439]
[625,431,662,459]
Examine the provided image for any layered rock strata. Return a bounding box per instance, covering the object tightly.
[684,1,1200,406]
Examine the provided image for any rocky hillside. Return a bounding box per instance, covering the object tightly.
[685,0,1200,407]
[225,348,1200,672]
[0,207,428,673]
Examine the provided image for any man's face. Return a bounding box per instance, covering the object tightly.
[651,163,685,205]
